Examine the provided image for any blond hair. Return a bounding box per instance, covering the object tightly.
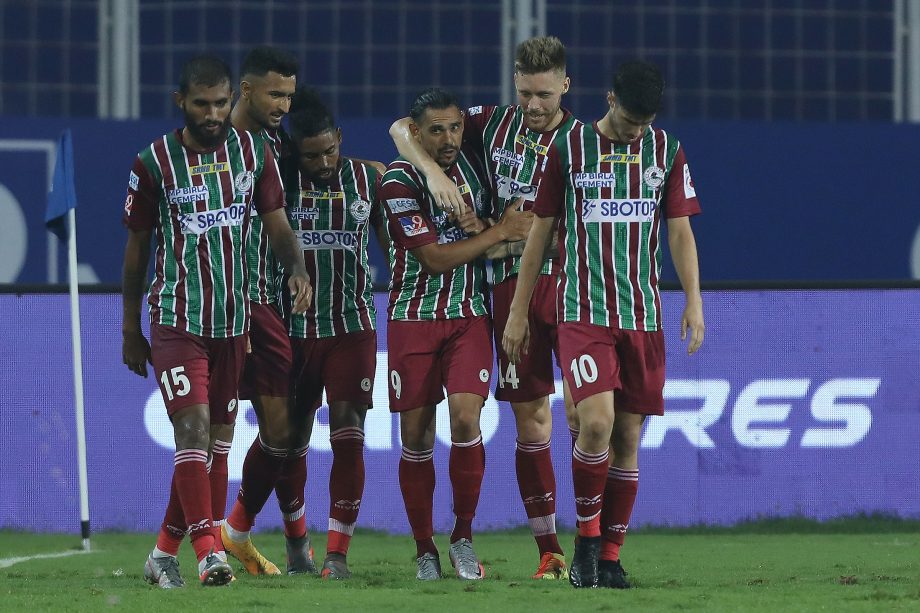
[514,36,566,75]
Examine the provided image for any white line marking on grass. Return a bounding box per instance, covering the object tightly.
[0,549,94,569]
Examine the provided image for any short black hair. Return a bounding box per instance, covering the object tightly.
[179,54,232,94]
[241,46,299,79]
[288,87,336,141]
[612,60,665,117]
[409,87,460,122]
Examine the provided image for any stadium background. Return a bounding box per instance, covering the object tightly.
[1,1,918,535]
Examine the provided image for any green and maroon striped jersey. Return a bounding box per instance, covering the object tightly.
[123,127,284,337]
[245,127,286,304]
[533,121,701,331]
[464,104,577,285]
[379,150,491,321]
[285,158,380,338]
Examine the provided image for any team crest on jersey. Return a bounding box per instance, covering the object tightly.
[600,153,640,164]
[189,162,229,175]
[643,166,665,189]
[398,215,429,237]
[350,198,371,223]
[515,134,548,156]
[234,171,253,195]
[128,171,139,191]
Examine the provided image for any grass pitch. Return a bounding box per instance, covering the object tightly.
[1,518,918,612]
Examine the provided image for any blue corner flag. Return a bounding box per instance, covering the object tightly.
[45,129,78,242]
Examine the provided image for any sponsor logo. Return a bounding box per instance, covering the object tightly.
[178,202,247,235]
[574,172,616,189]
[644,165,665,189]
[523,493,554,504]
[360,378,372,392]
[495,173,538,201]
[574,494,602,506]
[438,226,466,245]
[581,198,658,223]
[468,105,483,116]
[386,198,420,214]
[600,153,640,164]
[227,398,237,413]
[234,171,253,195]
[301,189,345,200]
[187,518,212,534]
[491,147,524,168]
[607,523,628,534]
[479,369,490,382]
[123,194,134,215]
[333,499,362,511]
[350,198,371,223]
[188,162,229,175]
[398,215,429,237]
[297,230,359,251]
[168,185,210,206]
[456,183,471,195]
[683,163,696,198]
[289,207,320,221]
[128,171,139,191]
[515,134,548,155]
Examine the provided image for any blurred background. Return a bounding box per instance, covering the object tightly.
[1,1,918,535]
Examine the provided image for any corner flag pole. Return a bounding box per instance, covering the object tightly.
[45,129,91,551]
[67,207,91,552]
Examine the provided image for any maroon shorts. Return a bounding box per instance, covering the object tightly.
[387,316,493,412]
[557,321,665,414]
[240,302,293,399]
[150,323,247,424]
[492,274,559,402]
[290,329,377,412]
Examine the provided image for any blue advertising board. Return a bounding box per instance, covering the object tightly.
[1,289,917,534]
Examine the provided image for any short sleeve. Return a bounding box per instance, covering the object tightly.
[254,140,285,215]
[378,179,438,250]
[662,145,702,219]
[122,156,158,231]
[531,144,564,218]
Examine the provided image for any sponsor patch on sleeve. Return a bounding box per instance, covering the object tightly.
[398,214,429,237]
[468,106,483,116]
[128,171,139,191]
[386,198,420,214]
[683,163,696,199]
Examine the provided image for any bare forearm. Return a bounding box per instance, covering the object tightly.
[508,217,555,316]
[122,239,150,332]
[669,227,701,300]
[273,229,308,278]
[389,118,442,178]
[416,225,508,275]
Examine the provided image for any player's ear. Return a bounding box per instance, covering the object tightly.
[240,80,251,100]
[408,121,420,140]
[607,91,617,109]
[336,127,343,145]
[173,91,183,109]
[562,76,570,95]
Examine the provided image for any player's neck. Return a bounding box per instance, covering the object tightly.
[180,127,224,153]
[543,108,565,133]
[596,114,624,144]
[230,103,262,134]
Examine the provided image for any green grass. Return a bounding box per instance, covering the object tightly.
[2,519,919,611]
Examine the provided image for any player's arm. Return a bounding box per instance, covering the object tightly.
[256,142,313,313]
[389,117,466,214]
[122,227,152,377]
[411,201,533,275]
[501,215,555,364]
[262,208,312,313]
[667,215,704,354]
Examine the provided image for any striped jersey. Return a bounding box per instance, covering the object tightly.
[464,104,577,284]
[245,127,286,304]
[123,127,284,337]
[533,121,701,331]
[284,158,381,338]
[379,150,491,321]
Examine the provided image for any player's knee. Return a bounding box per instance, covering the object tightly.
[329,403,367,431]
[173,418,210,450]
[449,412,481,441]
[578,414,613,448]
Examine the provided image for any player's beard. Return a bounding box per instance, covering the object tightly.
[184,111,232,149]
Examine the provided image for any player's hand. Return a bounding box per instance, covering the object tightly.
[502,310,530,365]
[681,296,705,355]
[289,273,313,314]
[496,198,534,242]
[122,329,152,378]
[246,335,252,354]
[427,172,467,215]
[451,206,486,235]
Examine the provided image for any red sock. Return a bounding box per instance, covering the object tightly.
[208,440,231,552]
[399,447,436,556]
[327,427,365,556]
[515,439,562,555]
[174,449,214,561]
[228,436,287,532]
[155,474,186,557]
[276,445,308,538]
[572,445,608,538]
[449,435,485,543]
[600,466,639,561]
